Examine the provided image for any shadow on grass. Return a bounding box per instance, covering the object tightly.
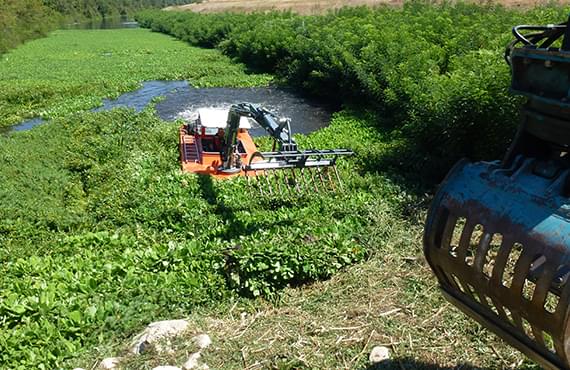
[197,173,258,240]
[197,173,297,239]
[365,358,501,370]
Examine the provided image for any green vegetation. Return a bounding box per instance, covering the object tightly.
[44,0,192,20]
[137,3,569,181]
[0,28,386,369]
[0,29,270,128]
[1,108,380,368]
[2,3,564,369]
[0,0,58,54]
[0,0,192,55]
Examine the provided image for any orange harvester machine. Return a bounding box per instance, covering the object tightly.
[178,103,353,191]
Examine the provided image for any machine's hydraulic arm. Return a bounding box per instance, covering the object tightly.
[218,103,353,187]
[222,103,297,156]
[220,103,298,172]
[219,104,249,173]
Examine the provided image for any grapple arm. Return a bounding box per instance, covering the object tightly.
[424,16,570,370]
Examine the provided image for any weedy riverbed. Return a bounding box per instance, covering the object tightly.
[0,28,539,369]
[0,28,271,128]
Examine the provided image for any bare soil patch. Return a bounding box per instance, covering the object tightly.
[166,0,564,14]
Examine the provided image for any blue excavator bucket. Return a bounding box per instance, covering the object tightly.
[424,18,570,369]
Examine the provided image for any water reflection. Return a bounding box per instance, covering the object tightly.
[62,17,139,30]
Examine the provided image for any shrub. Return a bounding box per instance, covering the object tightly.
[137,3,568,179]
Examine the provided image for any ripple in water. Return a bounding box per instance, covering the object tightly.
[155,84,335,136]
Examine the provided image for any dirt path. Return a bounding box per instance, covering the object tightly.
[166,0,565,14]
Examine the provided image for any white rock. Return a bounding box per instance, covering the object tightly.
[182,352,201,370]
[152,367,181,370]
[192,334,212,349]
[73,368,87,370]
[130,319,189,354]
[369,346,390,364]
[197,364,209,370]
[99,357,122,369]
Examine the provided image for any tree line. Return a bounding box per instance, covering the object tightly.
[0,0,191,54]
[44,0,191,20]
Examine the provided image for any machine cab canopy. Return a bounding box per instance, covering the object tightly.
[197,108,252,135]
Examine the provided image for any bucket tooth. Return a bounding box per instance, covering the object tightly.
[294,167,306,194]
[324,167,337,192]
[246,171,257,196]
[309,168,320,193]
[316,167,327,191]
[254,171,265,196]
[245,171,252,192]
[301,168,313,194]
[282,170,294,196]
[290,168,302,194]
[272,170,284,195]
[300,168,311,195]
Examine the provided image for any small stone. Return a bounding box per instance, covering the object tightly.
[197,364,209,370]
[73,368,87,370]
[192,334,212,349]
[152,367,181,370]
[369,346,390,364]
[99,357,122,369]
[182,352,201,370]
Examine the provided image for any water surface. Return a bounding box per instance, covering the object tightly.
[62,17,139,30]
[155,83,334,136]
[7,81,334,137]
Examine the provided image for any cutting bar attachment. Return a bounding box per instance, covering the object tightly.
[244,149,353,171]
[244,149,353,195]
